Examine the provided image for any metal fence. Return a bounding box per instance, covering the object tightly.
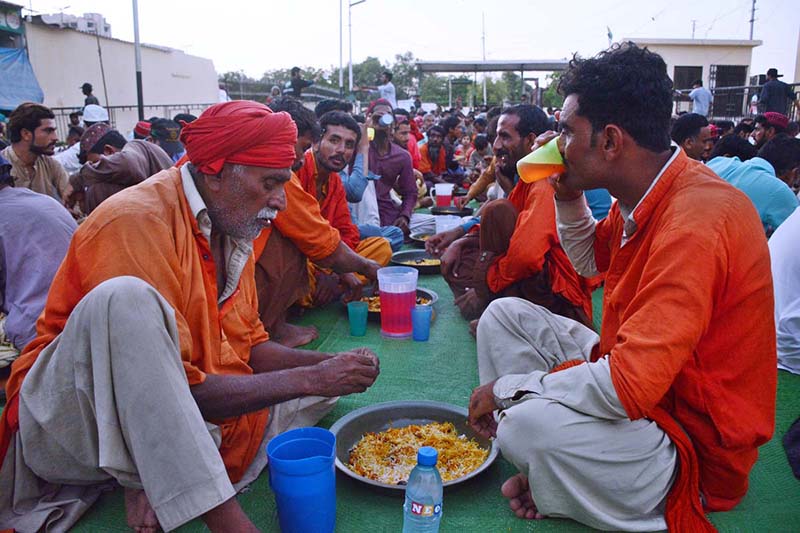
[51,103,216,141]
[675,83,799,122]
[50,85,344,142]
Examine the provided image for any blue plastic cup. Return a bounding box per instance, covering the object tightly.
[267,427,336,533]
[412,304,433,342]
[347,300,369,336]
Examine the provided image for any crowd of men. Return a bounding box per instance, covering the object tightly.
[0,44,798,531]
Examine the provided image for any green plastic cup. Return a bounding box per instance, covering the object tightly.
[347,301,369,336]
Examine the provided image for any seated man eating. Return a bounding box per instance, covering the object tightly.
[0,101,380,533]
[256,96,383,347]
[468,43,775,531]
[295,111,392,306]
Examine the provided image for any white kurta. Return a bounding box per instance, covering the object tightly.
[769,205,800,373]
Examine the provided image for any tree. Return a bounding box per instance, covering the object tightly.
[541,72,564,109]
[483,77,509,107]
[420,74,448,104]
[389,51,418,99]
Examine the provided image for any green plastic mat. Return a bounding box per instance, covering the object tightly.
[13,276,796,532]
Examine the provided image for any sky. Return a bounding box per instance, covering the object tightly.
[22,0,800,84]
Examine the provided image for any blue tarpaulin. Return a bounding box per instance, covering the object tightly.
[0,47,44,111]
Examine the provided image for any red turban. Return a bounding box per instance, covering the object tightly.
[180,100,297,175]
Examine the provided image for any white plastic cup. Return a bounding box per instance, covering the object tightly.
[377,267,418,338]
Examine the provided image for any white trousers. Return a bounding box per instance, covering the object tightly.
[477,298,676,532]
[0,276,334,532]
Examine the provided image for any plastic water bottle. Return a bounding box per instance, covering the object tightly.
[402,446,443,533]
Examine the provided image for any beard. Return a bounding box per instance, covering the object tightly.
[318,154,347,172]
[207,205,277,241]
[30,140,56,156]
[495,148,517,177]
[206,170,280,240]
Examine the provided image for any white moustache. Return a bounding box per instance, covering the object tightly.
[257,208,278,220]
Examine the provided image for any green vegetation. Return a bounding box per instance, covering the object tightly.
[219,51,554,107]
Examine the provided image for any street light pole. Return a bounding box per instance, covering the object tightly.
[339,0,343,95]
[482,11,487,106]
[132,0,144,120]
[348,0,366,93]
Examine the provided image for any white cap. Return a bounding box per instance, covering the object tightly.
[83,104,109,123]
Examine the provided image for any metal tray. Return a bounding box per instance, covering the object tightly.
[431,206,473,217]
[329,400,499,490]
[390,250,441,274]
[409,231,432,247]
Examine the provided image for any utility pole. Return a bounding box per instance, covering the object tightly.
[691,19,696,39]
[749,0,756,40]
[338,0,343,95]
[348,0,366,93]
[448,77,452,109]
[132,0,144,120]
[482,12,487,106]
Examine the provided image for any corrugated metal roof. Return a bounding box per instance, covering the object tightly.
[416,60,569,73]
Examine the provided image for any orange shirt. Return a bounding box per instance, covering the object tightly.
[253,171,342,259]
[1,168,269,483]
[486,179,593,318]
[595,151,776,511]
[295,150,361,250]
[419,143,447,176]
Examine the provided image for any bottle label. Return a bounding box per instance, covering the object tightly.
[410,501,442,517]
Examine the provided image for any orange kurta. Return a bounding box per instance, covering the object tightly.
[419,143,447,176]
[253,172,341,260]
[486,179,593,319]
[595,151,776,515]
[0,168,270,483]
[295,150,361,250]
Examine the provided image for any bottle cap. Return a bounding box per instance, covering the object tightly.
[417,446,438,466]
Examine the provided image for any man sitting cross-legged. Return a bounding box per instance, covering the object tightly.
[296,111,392,306]
[468,43,775,532]
[255,97,383,347]
[0,101,380,533]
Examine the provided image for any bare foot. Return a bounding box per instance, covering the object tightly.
[202,496,259,533]
[469,319,479,338]
[501,473,545,520]
[125,488,160,533]
[271,321,318,348]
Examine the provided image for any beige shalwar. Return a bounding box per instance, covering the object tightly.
[0,277,334,532]
[478,297,676,532]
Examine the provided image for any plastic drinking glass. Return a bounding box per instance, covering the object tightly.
[516,135,565,183]
[267,427,336,533]
[412,305,433,341]
[347,300,368,336]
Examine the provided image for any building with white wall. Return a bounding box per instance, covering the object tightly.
[623,37,762,118]
[39,12,112,37]
[24,19,219,137]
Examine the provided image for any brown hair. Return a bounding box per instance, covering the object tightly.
[8,102,55,143]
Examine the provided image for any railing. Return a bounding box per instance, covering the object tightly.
[675,83,799,122]
[50,103,216,140]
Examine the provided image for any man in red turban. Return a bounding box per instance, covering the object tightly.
[0,101,381,532]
